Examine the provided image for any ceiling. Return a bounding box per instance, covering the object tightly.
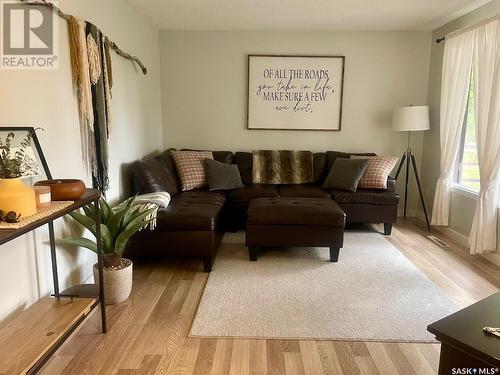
[126,0,490,31]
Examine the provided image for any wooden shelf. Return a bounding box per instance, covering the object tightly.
[60,284,99,298]
[0,189,100,246]
[0,297,96,375]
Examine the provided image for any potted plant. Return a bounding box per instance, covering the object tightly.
[59,197,154,304]
[0,132,37,217]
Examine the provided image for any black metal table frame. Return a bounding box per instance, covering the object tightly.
[48,196,107,334]
[0,127,107,372]
[0,191,108,374]
[30,193,107,374]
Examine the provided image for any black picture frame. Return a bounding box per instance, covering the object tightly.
[0,126,52,179]
[247,54,345,131]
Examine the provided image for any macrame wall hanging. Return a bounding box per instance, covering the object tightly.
[21,0,148,193]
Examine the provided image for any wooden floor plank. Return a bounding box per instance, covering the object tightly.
[283,352,305,375]
[355,356,381,375]
[316,341,343,375]
[333,342,361,375]
[398,343,438,375]
[382,343,418,375]
[167,337,200,375]
[192,339,217,375]
[249,339,268,374]
[366,343,399,375]
[229,339,250,375]
[299,341,323,375]
[211,339,233,375]
[266,340,287,374]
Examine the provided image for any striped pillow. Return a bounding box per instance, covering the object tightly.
[351,155,398,189]
[171,151,214,191]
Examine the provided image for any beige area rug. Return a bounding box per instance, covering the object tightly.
[189,231,458,342]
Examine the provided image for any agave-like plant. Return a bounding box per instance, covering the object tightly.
[59,197,154,268]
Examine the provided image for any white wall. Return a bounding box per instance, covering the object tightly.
[159,30,432,212]
[160,31,431,153]
[0,0,163,321]
[421,0,500,263]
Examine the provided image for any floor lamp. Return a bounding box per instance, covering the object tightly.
[392,105,431,230]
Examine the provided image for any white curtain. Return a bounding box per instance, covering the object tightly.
[431,31,475,226]
[468,19,500,254]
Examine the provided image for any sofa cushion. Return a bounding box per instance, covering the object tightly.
[323,158,369,192]
[279,184,330,198]
[248,197,345,226]
[155,191,226,231]
[351,155,399,189]
[130,157,179,196]
[313,152,328,184]
[181,149,234,164]
[205,159,244,191]
[233,152,253,185]
[156,149,181,195]
[330,189,399,205]
[213,151,234,164]
[252,150,314,184]
[326,151,376,170]
[228,184,279,202]
[171,150,214,191]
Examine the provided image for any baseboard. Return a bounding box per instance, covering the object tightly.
[432,225,468,247]
[482,252,500,267]
[429,223,500,267]
[397,210,500,267]
[397,209,427,223]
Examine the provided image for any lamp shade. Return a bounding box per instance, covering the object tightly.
[392,106,430,131]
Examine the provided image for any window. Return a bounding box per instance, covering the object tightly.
[455,75,480,192]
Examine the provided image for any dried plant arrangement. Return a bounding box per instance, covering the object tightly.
[0,132,33,179]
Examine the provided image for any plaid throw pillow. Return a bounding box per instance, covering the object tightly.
[171,151,214,191]
[351,155,398,189]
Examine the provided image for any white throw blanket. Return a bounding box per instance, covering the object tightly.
[114,192,171,230]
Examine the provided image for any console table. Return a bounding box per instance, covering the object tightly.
[0,188,107,374]
[427,292,500,375]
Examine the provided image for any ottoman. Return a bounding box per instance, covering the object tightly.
[246,197,346,262]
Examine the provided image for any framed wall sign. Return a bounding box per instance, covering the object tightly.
[247,55,345,131]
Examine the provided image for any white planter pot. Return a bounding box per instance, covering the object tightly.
[93,259,133,305]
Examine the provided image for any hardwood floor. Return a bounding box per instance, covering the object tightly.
[40,220,500,375]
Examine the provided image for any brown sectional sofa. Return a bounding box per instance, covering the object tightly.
[125,149,399,272]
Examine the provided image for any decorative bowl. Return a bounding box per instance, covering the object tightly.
[34,179,86,201]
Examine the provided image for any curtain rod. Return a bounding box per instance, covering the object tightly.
[19,0,148,74]
[435,14,500,44]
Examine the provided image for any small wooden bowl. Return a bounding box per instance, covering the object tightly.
[35,179,86,201]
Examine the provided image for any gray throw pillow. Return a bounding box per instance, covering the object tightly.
[323,158,369,192]
[204,158,244,191]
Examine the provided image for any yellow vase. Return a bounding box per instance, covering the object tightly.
[0,178,37,218]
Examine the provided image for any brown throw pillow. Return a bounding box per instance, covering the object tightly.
[171,150,214,191]
[351,155,398,189]
[323,158,369,192]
